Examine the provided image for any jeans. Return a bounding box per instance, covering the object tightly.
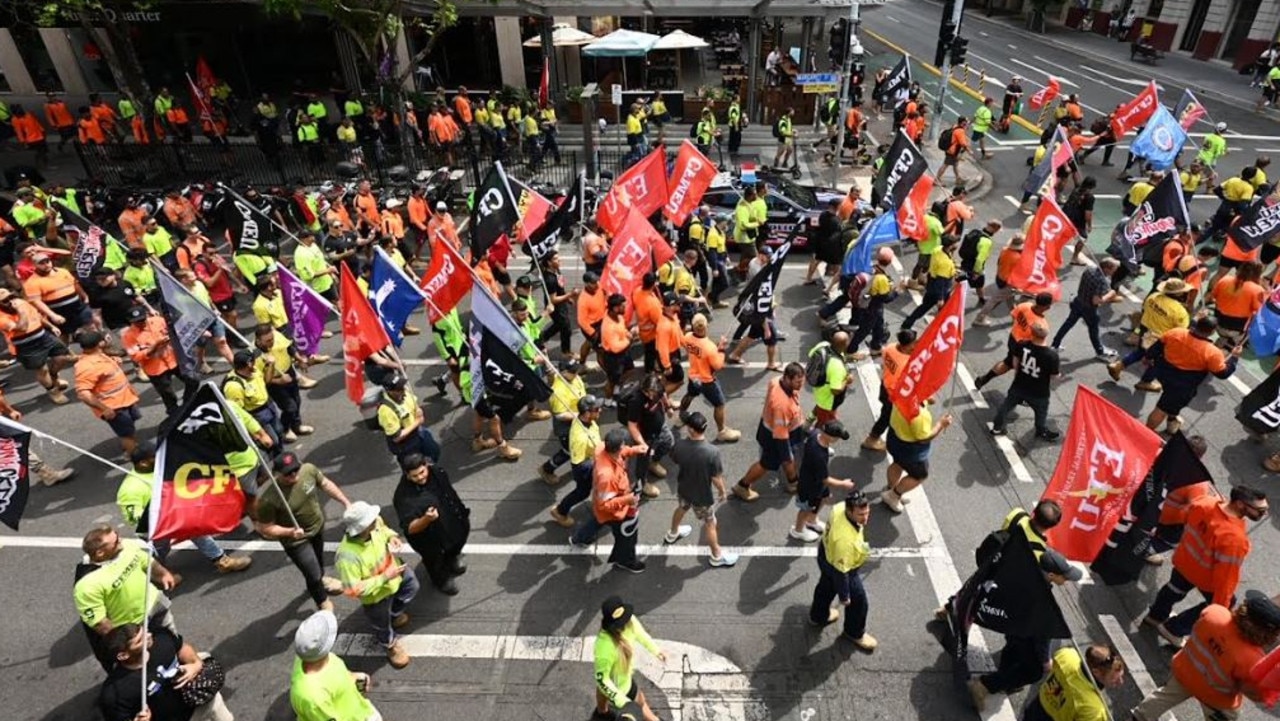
[542,132,561,164]
[991,388,1051,434]
[388,426,442,464]
[557,462,595,517]
[148,368,194,413]
[1052,302,1104,354]
[361,570,421,646]
[154,534,224,561]
[250,403,284,448]
[809,546,868,638]
[544,417,571,472]
[708,249,728,303]
[283,533,329,606]
[411,536,467,589]
[1132,673,1240,721]
[268,379,303,433]
[902,280,953,330]
[632,424,674,485]
[979,635,1049,693]
[818,293,850,321]
[1146,567,1230,637]
[539,308,573,354]
[1119,347,1160,383]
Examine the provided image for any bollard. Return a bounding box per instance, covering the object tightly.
[963,64,971,85]
[978,71,987,96]
[1038,105,1050,127]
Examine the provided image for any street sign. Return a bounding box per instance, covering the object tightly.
[803,83,840,94]
[611,84,622,106]
[796,72,838,85]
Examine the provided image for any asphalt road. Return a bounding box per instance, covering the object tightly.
[7,16,1280,721]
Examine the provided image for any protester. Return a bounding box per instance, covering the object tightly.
[98,624,233,721]
[593,596,667,721]
[335,501,419,669]
[573,428,646,573]
[862,330,916,452]
[291,610,380,721]
[1022,644,1126,721]
[793,421,855,542]
[549,394,604,529]
[625,373,676,496]
[974,292,1055,390]
[1140,317,1240,434]
[376,373,442,463]
[678,314,740,442]
[1051,257,1121,359]
[989,321,1062,441]
[665,411,737,567]
[734,363,806,501]
[807,331,853,425]
[882,400,953,513]
[0,287,74,404]
[392,453,470,596]
[74,330,141,456]
[808,491,877,652]
[122,306,190,414]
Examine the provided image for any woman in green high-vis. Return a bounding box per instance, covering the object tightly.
[593,596,667,721]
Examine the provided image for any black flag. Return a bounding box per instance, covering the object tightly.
[53,200,128,281]
[734,236,794,322]
[1089,432,1213,585]
[877,54,912,105]
[1121,172,1189,250]
[468,320,551,424]
[470,164,520,261]
[0,423,33,531]
[525,173,584,262]
[222,195,280,257]
[1228,191,1280,252]
[872,131,927,211]
[1238,365,1280,434]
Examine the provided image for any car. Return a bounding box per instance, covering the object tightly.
[699,169,844,250]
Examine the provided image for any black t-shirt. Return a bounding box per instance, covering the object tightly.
[669,438,722,507]
[543,270,567,311]
[797,430,832,501]
[323,232,361,276]
[392,467,470,551]
[1010,342,1059,398]
[627,393,666,439]
[98,628,194,721]
[1064,190,1095,230]
[91,282,140,330]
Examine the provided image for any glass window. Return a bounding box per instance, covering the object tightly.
[9,25,62,92]
[66,28,116,92]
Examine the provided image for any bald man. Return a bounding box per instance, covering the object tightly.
[989,320,1061,441]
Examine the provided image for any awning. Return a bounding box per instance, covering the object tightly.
[454,0,886,19]
[651,29,710,50]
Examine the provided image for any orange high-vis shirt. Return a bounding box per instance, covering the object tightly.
[118,208,148,247]
[454,96,473,124]
[164,198,198,230]
[838,196,856,222]
[1162,238,1188,274]
[633,288,662,344]
[0,299,48,346]
[354,193,380,227]
[90,103,117,128]
[682,333,724,383]
[325,205,354,232]
[1171,604,1261,711]
[428,214,460,250]
[600,314,630,354]
[13,114,46,144]
[582,233,607,264]
[654,315,683,370]
[948,126,970,154]
[131,114,149,144]
[122,316,178,376]
[380,210,405,240]
[1158,480,1214,526]
[577,288,607,333]
[45,101,74,129]
[1161,328,1228,374]
[166,106,189,125]
[761,376,803,439]
[78,117,106,144]
[23,267,80,306]
[1172,496,1248,607]
[881,343,910,392]
[1010,302,1045,343]
[996,247,1022,281]
[845,107,863,132]
[74,353,141,416]
[408,196,430,232]
[1221,235,1261,264]
[591,445,644,523]
[1212,277,1265,320]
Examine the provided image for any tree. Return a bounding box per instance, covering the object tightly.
[17,0,156,105]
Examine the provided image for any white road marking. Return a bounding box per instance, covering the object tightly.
[334,633,765,721]
[1008,44,1017,50]
[958,363,1037,484]
[1007,58,1078,87]
[1228,375,1252,395]
[979,31,989,37]
[887,14,901,22]
[1077,64,1161,90]
[1098,615,1182,721]
[0,535,936,559]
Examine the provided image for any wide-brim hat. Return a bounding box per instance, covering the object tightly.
[1156,278,1191,296]
[342,501,381,536]
[294,609,338,661]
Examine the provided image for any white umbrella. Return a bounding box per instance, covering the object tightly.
[582,28,661,57]
[522,24,596,48]
[651,29,710,51]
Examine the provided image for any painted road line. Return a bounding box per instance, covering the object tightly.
[1006,58,1078,87]
[1228,375,1252,395]
[958,363,1036,484]
[334,633,765,721]
[1098,614,1182,721]
[0,535,937,560]
[1076,64,1159,89]
[955,364,990,410]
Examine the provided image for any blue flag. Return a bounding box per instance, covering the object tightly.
[842,212,900,276]
[370,248,426,346]
[1129,106,1188,171]
[1250,295,1280,358]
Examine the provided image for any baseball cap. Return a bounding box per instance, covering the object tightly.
[516,275,534,288]
[682,411,709,433]
[1244,590,1280,628]
[820,420,851,441]
[662,291,679,306]
[1039,548,1083,581]
[1215,121,1228,132]
[382,373,408,391]
[601,596,633,632]
[578,394,602,413]
[436,201,448,211]
[558,358,582,373]
[126,306,147,323]
[274,452,302,475]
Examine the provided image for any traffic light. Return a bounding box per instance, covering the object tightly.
[935,19,956,67]
[829,19,849,67]
[950,36,969,65]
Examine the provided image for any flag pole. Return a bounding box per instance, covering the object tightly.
[462,260,567,387]
[496,166,555,306]
[140,549,153,717]
[0,416,132,475]
[208,382,302,530]
[147,258,254,349]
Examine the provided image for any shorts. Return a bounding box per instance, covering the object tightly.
[1216,313,1248,333]
[886,430,930,480]
[677,496,716,521]
[602,350,633,384]
[1217,255,1243,270]
[15,334,71,370]
[663,359,685,384]
[54,301,94,334]
[580,321,603,350]
[972,129,986,141]
[685,378,727,407]
[961,266,987,289]
[491,265,511,287]
[214,297,238,313]
[1003,334,1020,367]
[755,422,794,472]
[105,404,142,438]
[795,487,829,513]
[943,153,960,166]
[474,396,496,420]
[1156,383,1198,416]
[747,319,779,346]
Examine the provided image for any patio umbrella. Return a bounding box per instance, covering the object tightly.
[522,23,596,48]
[582,28,661,57]
[651,29,710,51]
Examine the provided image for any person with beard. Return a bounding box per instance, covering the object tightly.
[392,453,470,596]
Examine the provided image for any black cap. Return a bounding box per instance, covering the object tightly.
[601,595,634,631]
[558,358,582,373]
[382,373,408,391]
[274,452,302,475]
[1039,549,1083,581]
[662,292,679,306]
[232,349,256,369]
[125,306,147,323]
[578,394,602,413]
[820,420,850,441]
[130,441,156,463]
[683,411,709,433]
[1244,590,1280,628]
[516,275,534,288]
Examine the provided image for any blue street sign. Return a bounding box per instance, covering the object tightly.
[795,72,838,85]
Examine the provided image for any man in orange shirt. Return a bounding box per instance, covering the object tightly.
[11,105,48,167]
[427,200,461,255]
[163,188,200,231]
[74,330,143,457]
[734,362,806,501]
[862,329,917,452]
[429,105,459,166]
[121,306,188,413]
[632,273,664,373]
[44,94,76,150]
[678,313,740,443]
[353,181,381,230]
[406,186,431,264]
[23,252,93,338]
[1132,592,1280,721]
[88,93,119,140]
[1144,317,1240,434]
[937,116,970,186]
[654,293,686,393]
[1144,434,1213,565]
[974,234,1025,326]
[571,428,647,573]
[576,271,607,366]
[599,293,633,399]
[974,291,1053,390]
[77,107,106,146]
[453,87,474,129]
[117,198,148,248]
[0,288,74,404]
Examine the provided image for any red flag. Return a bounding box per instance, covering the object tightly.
[1028,78,1060,111]
[489,232,512,266]
[538,57,550,109]
[1111,80,1159,138]
[601,207,674,321]
[186,73,214,126]
[195,55,218,93]
[896,174,935,242]
[340,264,392,404]
[890,282,967,421]
[515,184,554,242]
[419,236,473,324]
[1042,386,1162,562]
[597,148,670,235]
[663,140,719,226]
[1006,197,1077,299]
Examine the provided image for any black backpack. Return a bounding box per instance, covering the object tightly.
[805,342,834,388]
[974,511,1028,568]
[614,379,642,425]
[937,125,956,152]
[958,229,986,267]
[773,118,784,140]
[689,122,699,139]
[1141,236,1170,269]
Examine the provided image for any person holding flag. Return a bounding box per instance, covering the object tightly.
[74,523,182,653]
[254,324,316,443]
[121,306,191,415]
[97,623,233,721]
[376,373,442,464]
[1140,316,1240,435]
[901,234,961,331]
[1022,644,1127,721]
[224,349,285,449]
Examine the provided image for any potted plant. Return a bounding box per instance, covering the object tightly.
[565,86,585,123]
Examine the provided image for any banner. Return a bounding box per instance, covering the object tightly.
[222,195,279,257]
[1042,386,1163,562]
[0,424,32,531]
[1111,80,1159,138]
[1238,363,1280,434]
[600,207,675,312]
[470,281,532,355]
[734,236,794,321]
[872,130,927,211]
[877,54,912,104]
[597,148,670,235]
[276,265,332,357]
[510,179,554,243]
[149,383,249,542]
[1173,89,1207,131]
[842,212,900,277]
[1121,171,1190,250]
[1090,432,1214,585]
[370,248,427,346]
[1129,106,1189,171]
[55,201,127,274]
[664,140,719,226]
[896,174,935,243]
[155,266,218,377]
[1028,78,1060,111]
[470,163,520,260]
[419,236,473,324]
[340,264,392,405]
[891,282,967,421]
[467,321,551,421]
[1021,126,1073,198]
[525,173,584,262]
[1227,192,1280,252]
[1007,196,1076,299]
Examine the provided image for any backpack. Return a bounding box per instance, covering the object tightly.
[958,229,986,267]
[1141,236,1169,268]
[930,199,949,223]
[937,126,956,152]
[974,510,1028,568]
[689,122,699,139]
[613,379,642,425]
[805,342,833,388]
[772,118,784,140]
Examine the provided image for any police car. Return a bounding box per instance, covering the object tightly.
[698,169,843,250]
